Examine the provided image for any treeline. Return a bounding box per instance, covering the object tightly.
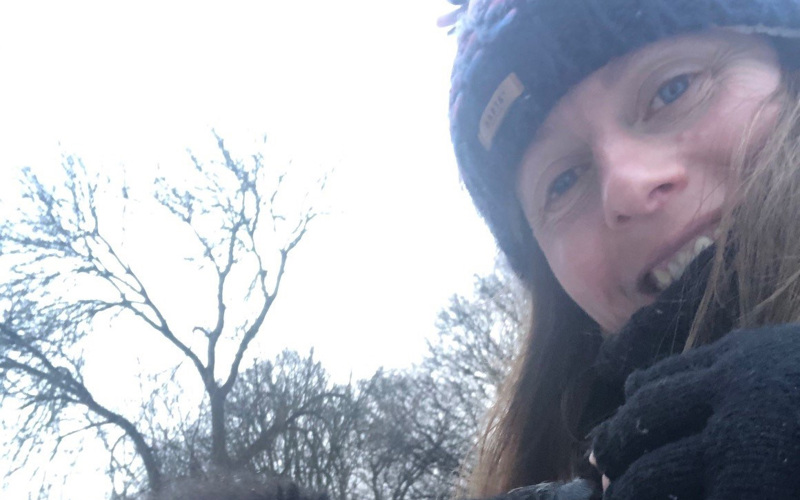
[145,270,521,500]
[0,137,525,499]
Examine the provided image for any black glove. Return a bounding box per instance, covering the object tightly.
[590,324,800,499]
[482,480,600,500]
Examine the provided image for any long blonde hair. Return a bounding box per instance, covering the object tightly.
[463,47,800,498]
[691,71,800,345]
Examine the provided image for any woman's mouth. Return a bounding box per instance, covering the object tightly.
[641,233,716,294]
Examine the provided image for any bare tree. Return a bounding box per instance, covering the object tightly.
[0,138,528,500]
[228,351,362,500]
[403,268,529,497]
[142,349,363,500]
[425,270,528,431]
[0,134,326,494]
[351,370,464,500]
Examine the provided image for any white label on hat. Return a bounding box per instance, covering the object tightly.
[479,72,525,151]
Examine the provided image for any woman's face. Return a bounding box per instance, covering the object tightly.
[517,30,783,333]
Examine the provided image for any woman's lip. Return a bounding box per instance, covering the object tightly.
[636,212,722,294]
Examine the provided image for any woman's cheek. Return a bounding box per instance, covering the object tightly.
[701,77,781,160]
[545,224,613,320]
[680,101,759,174]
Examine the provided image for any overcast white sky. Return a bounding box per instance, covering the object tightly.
[0,1,499,497]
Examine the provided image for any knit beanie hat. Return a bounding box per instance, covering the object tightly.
[447,0,800,284]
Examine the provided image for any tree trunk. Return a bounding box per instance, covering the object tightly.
[210,389,230,468]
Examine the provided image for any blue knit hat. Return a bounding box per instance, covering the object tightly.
[447,0,800,284]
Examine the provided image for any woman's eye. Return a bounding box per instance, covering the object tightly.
[546,166,587,205]
[650,74,692,112]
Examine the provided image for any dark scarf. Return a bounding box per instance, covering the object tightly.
[568,245,738,456]
[498,250,738,500]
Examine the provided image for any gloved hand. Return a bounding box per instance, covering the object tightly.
[483,480,600,500]
[590,324,800,500]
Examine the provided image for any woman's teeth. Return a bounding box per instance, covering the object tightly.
[650,235,714,291]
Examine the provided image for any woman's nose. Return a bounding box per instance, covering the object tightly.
[596,134,688,228]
